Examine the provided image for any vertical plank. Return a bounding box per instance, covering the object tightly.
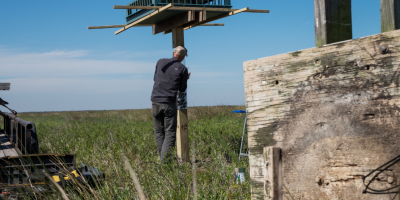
[381,0,400,32]
[172,27,190,162]
[263,147,282,200]
[314,0,352,47]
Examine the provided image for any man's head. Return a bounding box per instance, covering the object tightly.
[173,46,188,62]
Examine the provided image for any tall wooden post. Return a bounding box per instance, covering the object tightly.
[263,147,282,200]
[314,0,352,47]
[381,0,400,32]
[172,27,190,162]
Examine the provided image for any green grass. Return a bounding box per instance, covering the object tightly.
[12,105,250,199]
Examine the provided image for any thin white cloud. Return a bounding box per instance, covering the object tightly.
[0,48,155,78]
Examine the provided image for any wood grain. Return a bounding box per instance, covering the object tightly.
[314,0,352,47]
[244,29,400,199]
[153,11,195,35]
[381,0,400,32]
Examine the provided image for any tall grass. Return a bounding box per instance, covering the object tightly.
[12,105,250,199]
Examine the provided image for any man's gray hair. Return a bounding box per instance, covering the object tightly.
[174,46,188,57]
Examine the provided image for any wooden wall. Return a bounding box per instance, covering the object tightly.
[243,29,400,199]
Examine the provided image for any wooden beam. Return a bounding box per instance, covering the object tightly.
[0,83,10,91]
[184,7,249,30]
[314,0,352,47]
[263,147,282,200]
[88,24,152,29]
[89,23,223,30]
[115,3,173,35]
[164,10,206,34]
[153,11,195,35]
[198,23,224,26]
[113,5,269,13]
[173,27,189,162]
[381,0,400,32]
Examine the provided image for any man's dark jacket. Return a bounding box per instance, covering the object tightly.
[151,57,188,103]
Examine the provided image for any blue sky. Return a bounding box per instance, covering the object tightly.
[0,0,381,112]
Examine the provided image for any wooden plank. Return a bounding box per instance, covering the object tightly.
[89,23,223,30]
[184,7,249,30]
[177,109,189,162]
[263,147,282,200]
[114,5,270,13]
[244,29,400,199]
[198,23,224,26]
[164,10,206,34]
[88,24,152,29]
[381,0,400,32]
[172,27,189,162]
[0,83,10,91]
[0,132,18,157]
[115,3,173,35]
[153,11,195,35]
[314,0,352,47]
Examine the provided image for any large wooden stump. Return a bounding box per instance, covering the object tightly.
[172,27,190,162]
[244,29,400,199]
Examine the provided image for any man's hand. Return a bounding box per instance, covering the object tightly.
[188,72,191,80]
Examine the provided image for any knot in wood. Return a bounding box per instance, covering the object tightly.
[315,176,324,185]
[380,45,389,54]
[388,176,394,184]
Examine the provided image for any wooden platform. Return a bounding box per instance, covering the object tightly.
[0,130,18,158]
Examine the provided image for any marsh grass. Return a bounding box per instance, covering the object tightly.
[9,105,250,199]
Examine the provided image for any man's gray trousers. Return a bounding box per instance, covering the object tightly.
[152,102,177,162]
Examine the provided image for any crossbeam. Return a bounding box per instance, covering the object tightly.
[88,23,224,30]
[184,7,249,30]
[115,3,173,35]
[113,5,270,13]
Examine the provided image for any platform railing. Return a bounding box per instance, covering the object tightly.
[0,112,39,155]
[126,0,232,18]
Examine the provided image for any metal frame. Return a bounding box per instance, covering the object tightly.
[1,112,38,155]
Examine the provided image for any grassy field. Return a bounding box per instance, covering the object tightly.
[12,105,250,199]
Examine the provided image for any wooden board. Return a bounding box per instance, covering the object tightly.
[244,29,400,199]
[263,147,282,200]
[114,5,269,13]
[177,109,189,162]
[0,131,18,158]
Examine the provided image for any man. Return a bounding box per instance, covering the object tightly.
[151,46,191,162]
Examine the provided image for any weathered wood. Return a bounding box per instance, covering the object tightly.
[0,83,10,91]
[113,5,270,13]
[164,11,206,34]
[381,0,400,32]
[172,27,189,162]
[177,109,189,162]
[314,0,352,47]
[115,3,173,35]
[153,11,195,35]
[184,7,249,30]
[263,147,282,200]
[89,23,223,29]
[88,24,152,29]
[244,29,400,199]
[0,132,18,157]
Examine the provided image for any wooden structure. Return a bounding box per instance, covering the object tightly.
[244,1,400,199]
[0,83,10,91]
[89,1,268,162]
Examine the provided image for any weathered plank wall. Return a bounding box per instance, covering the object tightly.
[244,29,400,199]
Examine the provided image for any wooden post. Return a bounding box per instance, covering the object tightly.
[172,27,190,162]
[314,0,352,47]
[263,147,282,200]
[381,0,400,32]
